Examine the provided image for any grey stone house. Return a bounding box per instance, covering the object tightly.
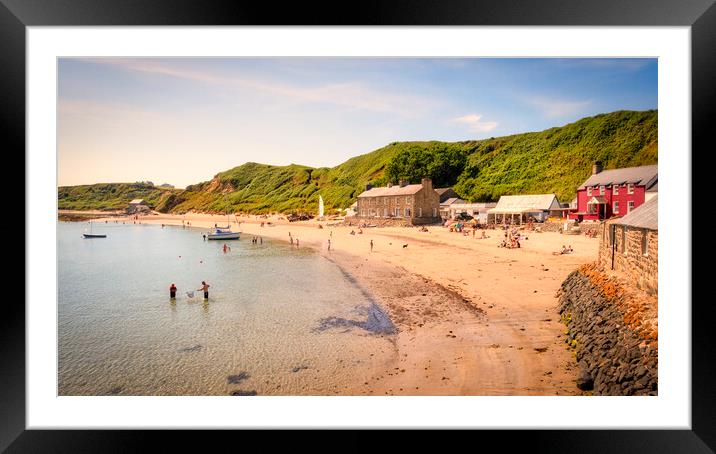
[356,178,441,225]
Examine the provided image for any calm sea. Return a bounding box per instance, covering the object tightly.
[58,221,396,395]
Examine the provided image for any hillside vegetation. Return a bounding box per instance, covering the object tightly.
[58,182,179,211]
[58,110,657,214]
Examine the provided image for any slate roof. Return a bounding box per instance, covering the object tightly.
[613,195,658,230]
[579,165,658,190]
[440,197,467,206]
[357,184,424,198]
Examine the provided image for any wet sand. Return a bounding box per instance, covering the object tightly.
[88,211,600,395]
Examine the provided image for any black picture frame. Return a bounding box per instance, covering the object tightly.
[5,0,710,450]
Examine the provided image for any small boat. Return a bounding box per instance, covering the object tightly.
[83,221,107,238]
[206,198,240,240]
[206,228,240,240]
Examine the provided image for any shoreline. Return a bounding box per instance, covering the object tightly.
[82,210,600,395]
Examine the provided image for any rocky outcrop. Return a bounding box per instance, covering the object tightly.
[558,263,658,396]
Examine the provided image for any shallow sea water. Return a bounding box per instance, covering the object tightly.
[58,222,396,395]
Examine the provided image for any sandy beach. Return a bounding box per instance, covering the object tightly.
[87,211,599,395]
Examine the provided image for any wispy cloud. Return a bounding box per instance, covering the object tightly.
[525,96,593,118]
[453,113,498,132]
[80,58,437,118]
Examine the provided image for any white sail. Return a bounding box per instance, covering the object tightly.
[318,195,325,218]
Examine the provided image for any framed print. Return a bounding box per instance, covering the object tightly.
[5,0,712,450]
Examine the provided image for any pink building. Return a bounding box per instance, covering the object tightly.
[570,163,657,222]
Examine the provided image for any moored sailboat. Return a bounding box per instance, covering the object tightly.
[83,221,107,238]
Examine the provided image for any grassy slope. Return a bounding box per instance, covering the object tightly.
[58,183,180,211]
[58,110,657,214]
[453,110,658,202]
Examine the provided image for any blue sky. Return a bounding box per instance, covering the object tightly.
[58,58,657,188]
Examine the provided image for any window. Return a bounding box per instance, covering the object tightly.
[587,187,592,196]
[395,207,401,217]
[433,208,437,217]
[613,201,619,214]
[418,207,423,217]
[384,208,388,217]
[405,208,411,217]
[395,197,400,205]
[406,197,411,205]
[628,201,635,213]
[613,185,619,195]
[641,230,649,256]
[627,183,634,194]
[599,185,605,195]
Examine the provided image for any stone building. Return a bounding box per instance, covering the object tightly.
[127,198,150,215]
[598,195,658,295]
[355,178,441,225]
[435,187,459,203]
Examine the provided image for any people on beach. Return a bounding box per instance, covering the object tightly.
[553,245,570,255]
[260,236,263,244]
[370,239,373,252]
[327,238,331,251]
[169,283,177,299]
[290,236,294,246]
[197,281,210,300]
[296,238,299,248]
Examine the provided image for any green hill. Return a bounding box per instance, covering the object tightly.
[58,110,657,214]
[58,182,180,211]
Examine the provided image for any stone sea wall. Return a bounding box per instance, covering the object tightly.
[558,263,658,396]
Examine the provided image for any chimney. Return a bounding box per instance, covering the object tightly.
[365,183,373,191]
[399,179,409,187]
[421,177,433,191]
[592,161,603,175]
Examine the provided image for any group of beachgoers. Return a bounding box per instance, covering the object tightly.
[250,236,263,244]
[499,227,527,249]
[169,281,210,300]
[553,245,575,255]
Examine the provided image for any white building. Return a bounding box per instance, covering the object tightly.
[487,194,562,224]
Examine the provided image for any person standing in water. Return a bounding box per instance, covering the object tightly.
[197,281,210,300]
[169,283,177,299]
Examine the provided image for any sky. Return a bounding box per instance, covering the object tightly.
[58,58,657,188]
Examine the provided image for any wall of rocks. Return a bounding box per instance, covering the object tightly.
[558,264,658,395]
[541,220,601,236]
